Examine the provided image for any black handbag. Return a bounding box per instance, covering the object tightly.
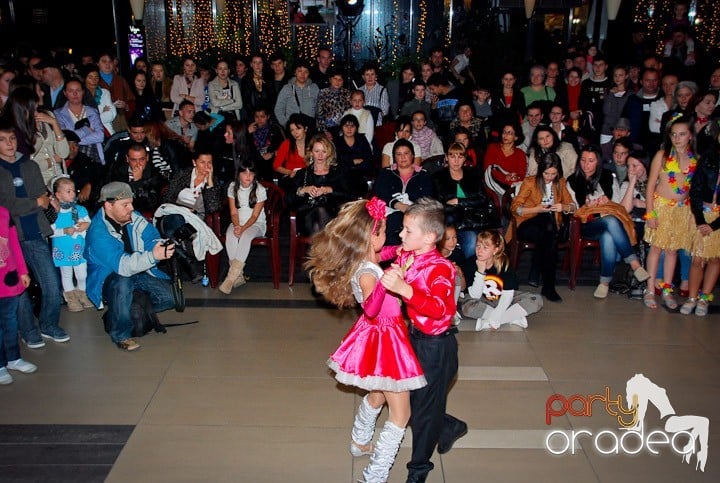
[450,197,502,232]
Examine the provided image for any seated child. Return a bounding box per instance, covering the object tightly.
[343,89,375,146]
[460,230,543,330]
[439,224,467,296]
[439,224,467,324]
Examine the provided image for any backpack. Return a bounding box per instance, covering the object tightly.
[130,290,167,337]
[102,290,167,337]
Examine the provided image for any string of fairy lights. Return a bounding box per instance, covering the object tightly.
[632,0,720,55]
[258,0,290,57]
[695,0,720,51]
[295,24,334,62]
[215,1,250,54]
[391,0,399,65]
[416,0,428,56]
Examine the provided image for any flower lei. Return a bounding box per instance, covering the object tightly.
[699,291,715,303]
[366,196,386,234]
[665,148,697,196]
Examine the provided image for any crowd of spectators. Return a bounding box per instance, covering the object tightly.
[0,0,719,360]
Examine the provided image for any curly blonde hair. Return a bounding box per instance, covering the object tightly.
[304,199,378,308]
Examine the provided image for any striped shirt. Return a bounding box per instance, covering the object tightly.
[359,83,390,126]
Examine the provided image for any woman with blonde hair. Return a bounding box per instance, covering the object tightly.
[288,134,351,236]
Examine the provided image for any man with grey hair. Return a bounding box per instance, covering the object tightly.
[520,64,556,108]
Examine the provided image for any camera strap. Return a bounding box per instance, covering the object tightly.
[106,213,134,254]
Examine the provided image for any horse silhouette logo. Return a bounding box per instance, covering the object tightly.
[625,373,709,472]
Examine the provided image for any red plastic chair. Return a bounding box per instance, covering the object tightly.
[206,181,286,289]
[568,215,600,290]
[288,211,313,286]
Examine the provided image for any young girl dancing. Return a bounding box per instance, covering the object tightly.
[305,197,426,483]
[643,115,698,310]
[219,159,267,294]
[681,133,720,316]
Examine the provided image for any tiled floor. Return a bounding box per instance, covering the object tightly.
[1,282,718,483]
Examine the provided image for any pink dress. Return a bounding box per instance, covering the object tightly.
[327,261,427,392]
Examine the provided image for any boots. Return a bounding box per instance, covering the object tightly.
[540,263,562,302]
[75,290,95,309]
[232,261,246,288]
[218,260,244,294]
[527,264,540,287]
[540,253,562,303]
[64,290,84,312]
[350,394,383,457]
[361,421,406,483]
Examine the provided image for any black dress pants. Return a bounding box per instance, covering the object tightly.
[406,328,460,482]
[517,212,559,284]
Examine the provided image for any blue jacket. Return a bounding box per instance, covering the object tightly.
[85,208,169,307]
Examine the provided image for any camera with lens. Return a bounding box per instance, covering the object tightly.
[163,222,197,260]
[155,216,204,283]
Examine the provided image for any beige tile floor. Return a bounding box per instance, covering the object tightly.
[1,282,718,483]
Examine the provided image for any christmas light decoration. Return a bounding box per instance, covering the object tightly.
[416,0,427,56]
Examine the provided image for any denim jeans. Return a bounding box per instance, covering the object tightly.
[581,215,638,283]
[102,272,175,343]
[657,249,691,283]
[18,238,62,337]
[0,295,21,366]
[457,229,478,260]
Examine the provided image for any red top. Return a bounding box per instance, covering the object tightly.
[273,138,306,172]
[567,84,581,112]
[483,143,528,185]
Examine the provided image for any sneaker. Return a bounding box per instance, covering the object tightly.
[21,337,45,349]
[116,339,140,351]
[0,367,13,385]
[594,283,609,299]
[40,328,70,343]
[6,358,38,374]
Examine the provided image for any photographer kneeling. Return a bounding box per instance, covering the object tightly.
[85,182,176,352]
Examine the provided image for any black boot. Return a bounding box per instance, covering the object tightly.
[527,264,540,287]
[541,264,562,302]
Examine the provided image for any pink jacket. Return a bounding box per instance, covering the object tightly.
[0,206,29,298]
[397,249,456,335]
